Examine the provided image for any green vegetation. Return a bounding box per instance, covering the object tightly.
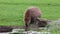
[0,0,60,26]
[0,0,60,34]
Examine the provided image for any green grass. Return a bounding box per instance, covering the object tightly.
[0,0,60,34]
[0,0,60,26]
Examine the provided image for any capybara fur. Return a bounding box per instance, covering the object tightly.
[24,6,42,31]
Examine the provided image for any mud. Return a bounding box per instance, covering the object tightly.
[0,18,60,33]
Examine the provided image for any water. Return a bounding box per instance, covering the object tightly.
[10,29,50,34]
[0,29,50,34]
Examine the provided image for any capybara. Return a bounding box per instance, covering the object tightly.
[24,6,42,31]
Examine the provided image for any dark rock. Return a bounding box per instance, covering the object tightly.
[38,19,49,27]
[0,26,13,32]
[38,19,48,27]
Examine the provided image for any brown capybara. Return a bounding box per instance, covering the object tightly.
[24,6,42,31]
